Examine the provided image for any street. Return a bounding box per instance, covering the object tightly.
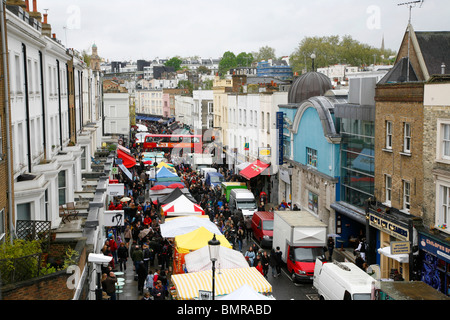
[241,235,319,301]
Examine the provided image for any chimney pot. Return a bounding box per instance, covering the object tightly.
[52,33,56,39]
[33,0,37,12]
[43,13,47,24]
[25,0,30,11]
[442,62,446,75]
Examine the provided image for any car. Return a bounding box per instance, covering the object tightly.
[251,211,274,248]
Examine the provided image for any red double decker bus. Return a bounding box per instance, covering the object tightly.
[143,134,202,153]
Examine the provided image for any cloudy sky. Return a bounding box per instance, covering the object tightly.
[36,0,448,62]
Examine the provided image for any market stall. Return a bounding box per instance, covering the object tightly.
[161,194,205,217]
[160,216,221,238]
[184,245,250,273]
[173,227,231,274]
[217,284,274,300]
[171,267,272,300]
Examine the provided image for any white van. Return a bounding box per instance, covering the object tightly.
[313,258,374,300]
[229,189,257,217]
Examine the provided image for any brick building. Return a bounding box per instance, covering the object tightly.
[369,23,450,290]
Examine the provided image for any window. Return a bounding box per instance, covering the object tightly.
[308,191,318,214]
[403,180,411,212]
[386,121,393,149]
[307,147,317,167]
[81,146,86,170]
[385,175,392,205]
[439,185,450,228]
[58,170,66,205]
[403,123,411,153]
[441,123,450,160]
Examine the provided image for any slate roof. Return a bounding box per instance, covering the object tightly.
[378,57,419,84]
[415,31,450,76]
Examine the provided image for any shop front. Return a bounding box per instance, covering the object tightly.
[417,232,450,297]
[366,203,420,282]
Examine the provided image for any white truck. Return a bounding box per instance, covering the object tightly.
[229,189,257,218]
[313,258,374,300]
[186,153,214,171]
[272,210,327,282]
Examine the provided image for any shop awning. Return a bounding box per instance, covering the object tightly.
[171,267,272,300]
[377,246,409,263]
[117,149,136,168]
[239,160,270,180]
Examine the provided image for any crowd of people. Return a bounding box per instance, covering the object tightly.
[97,120,296,300]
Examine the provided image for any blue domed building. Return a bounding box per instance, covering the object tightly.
[277,71,347,232]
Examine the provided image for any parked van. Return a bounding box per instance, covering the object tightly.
[205,171,224,187]
[229,189,257,217]
[251,211,274,248]
[313,258,374,300]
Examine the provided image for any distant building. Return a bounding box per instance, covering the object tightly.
[257,59,293,80]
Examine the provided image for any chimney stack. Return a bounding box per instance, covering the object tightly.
[28,0,42,21]
[42,11,52,37]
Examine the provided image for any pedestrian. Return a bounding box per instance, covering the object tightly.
[355,237,367,261]
[236,227,244,252]
[144,270,154,293]
[244,216,252,241]
[270,247,278,278]
[124,225,132,245]
[327,236,335,261]
[117,242,129,272]
[275,247,282,276]
[244,246,256,267]
[101,271,117,300]
[142,244,152,273]
[256,261,264,276]
[137,261,147,295]
[261,251,270,278]
[132,245,143,277]
[151,280,165,300]
[141,292,152,301]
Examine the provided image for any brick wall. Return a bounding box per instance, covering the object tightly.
[374,83,424,217]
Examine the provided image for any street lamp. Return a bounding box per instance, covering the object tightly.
[311,53,316,72]
[208,234,220,300]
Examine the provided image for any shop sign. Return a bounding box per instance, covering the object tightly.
[419,235,450,264]
[276,112,284,165]
[390,241,411,255]
[107,183,124,197]
[368,213,409,241]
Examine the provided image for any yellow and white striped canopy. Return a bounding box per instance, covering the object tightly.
[171,267,272,300]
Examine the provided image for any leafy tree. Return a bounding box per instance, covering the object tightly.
[253,46,276,62]
[197,65,211,75]
[178,79,194,95]
[165,57,183,71]
[236,52,254,67]
[218,51,237,77]
[290,35,396,74]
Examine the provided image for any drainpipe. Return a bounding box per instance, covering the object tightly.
[56,59,63,149]
[39,51,47,159]
[22,43,32,173]
[1,0,14,242]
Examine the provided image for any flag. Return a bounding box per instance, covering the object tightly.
[244,142,249,151]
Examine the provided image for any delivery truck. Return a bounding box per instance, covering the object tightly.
[221,182,247,202]
[272,210,327,283]
[229,189,257,218]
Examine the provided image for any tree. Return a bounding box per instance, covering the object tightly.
[197,65,211,75]
[290,35,396,75]
[253,46,276,62]
[236,52,254,67]
[165,57,183,71]
[218,51,237,77]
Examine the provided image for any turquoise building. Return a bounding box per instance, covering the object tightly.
[278,72,347,230]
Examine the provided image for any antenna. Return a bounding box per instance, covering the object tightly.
[397,0,424,81]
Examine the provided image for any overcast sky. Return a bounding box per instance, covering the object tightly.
[35,0,449,62]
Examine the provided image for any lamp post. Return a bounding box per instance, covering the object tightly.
[311,53,316,72]
[208,234,220,300]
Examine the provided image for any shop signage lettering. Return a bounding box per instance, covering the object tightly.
[369,213,409,241]
[419,235,450,264]
[391,241,410,255]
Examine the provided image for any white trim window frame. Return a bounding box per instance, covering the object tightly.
[435,174,450,234]
[437,119,450,162]
[385,174,392,206]
[386,120,393,150]
[403,180,411,213]
[403,122,411,154]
